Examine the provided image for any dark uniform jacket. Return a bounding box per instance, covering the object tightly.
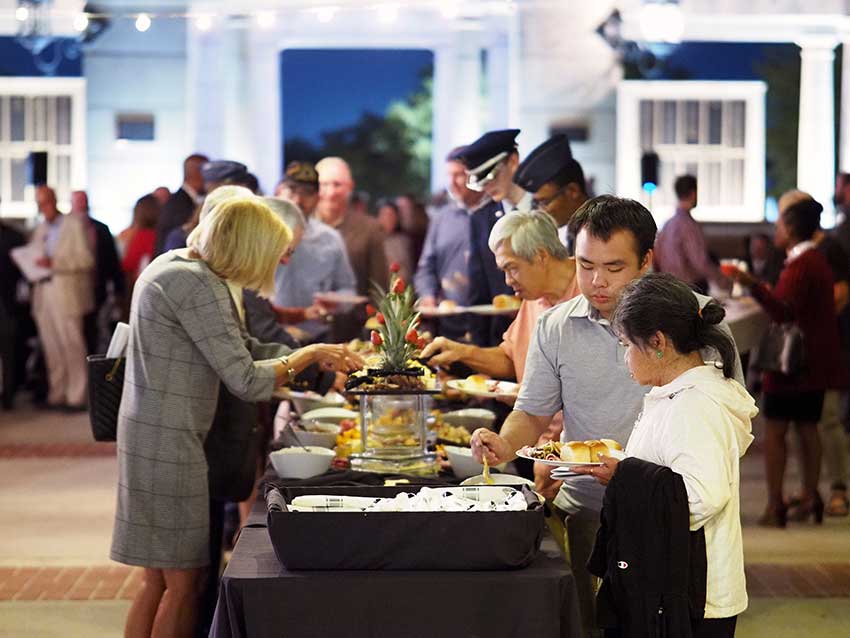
[468,199,514,346]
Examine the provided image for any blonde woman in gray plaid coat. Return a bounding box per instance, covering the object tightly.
[112,197,363,638]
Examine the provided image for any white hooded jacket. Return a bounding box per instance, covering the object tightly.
[625,364,757,619]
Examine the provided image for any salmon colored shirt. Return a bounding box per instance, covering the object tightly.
[500,276,581,443]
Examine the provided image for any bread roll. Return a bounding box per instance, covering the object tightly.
[585,440,609,462]
[438,299,457,311]
[493,294,521,309]
[600,438,623,452]
[467,374,489,389]
[559,439,623,463]
[560,441,592,463]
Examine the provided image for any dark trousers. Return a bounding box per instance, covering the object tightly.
[0,313,17,409]
[83,309,99,356]
[604,616,737,638]
[197,498,225,638]
[693,616,737,638]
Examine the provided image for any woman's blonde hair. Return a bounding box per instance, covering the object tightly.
[187,197,292,294]
[182,184,255,234]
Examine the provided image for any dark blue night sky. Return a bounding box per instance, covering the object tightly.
[0,36,83,76]
[660,41,794,80]
[280,49,433,145]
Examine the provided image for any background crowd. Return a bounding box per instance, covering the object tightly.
[2,128,850,637]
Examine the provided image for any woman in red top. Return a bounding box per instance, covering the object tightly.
[729,198,848,527]
[122,195,159,286]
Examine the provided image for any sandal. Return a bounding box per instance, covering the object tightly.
[826,491,849,517]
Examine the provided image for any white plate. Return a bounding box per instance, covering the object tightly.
[417,305,469,317]
[313,291,369,305]
[465,304,520,316]
[516,446,625,467]
[514,449,603,468]
[445,379,519,399]
[301,407,358,424]
[460,474,535,488]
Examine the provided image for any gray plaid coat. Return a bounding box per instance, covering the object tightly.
[110,252,285,569]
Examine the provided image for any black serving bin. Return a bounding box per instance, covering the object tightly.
[266,485,544,571]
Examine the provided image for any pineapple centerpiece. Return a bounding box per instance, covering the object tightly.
[345,264,432,393]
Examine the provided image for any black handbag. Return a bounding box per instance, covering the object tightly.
[87,355,261,501]
[754,322,806,376]
[86,354,124,442]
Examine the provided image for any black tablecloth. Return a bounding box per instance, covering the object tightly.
[210,512,581,638]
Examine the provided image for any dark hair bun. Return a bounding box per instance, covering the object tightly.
[700,301,725,326]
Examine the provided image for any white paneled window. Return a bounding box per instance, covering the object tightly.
[617,81,766,225]
[0,78,86,219]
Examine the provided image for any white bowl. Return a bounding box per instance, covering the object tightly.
[269,446,335,479]
[288,391,346,415]
[444,445,507,479]
[282,422,339,449]
[301,407,358,425]
[441,408,497,431]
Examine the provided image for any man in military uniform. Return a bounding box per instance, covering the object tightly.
[459,129,531,347]
[513,134,589,254]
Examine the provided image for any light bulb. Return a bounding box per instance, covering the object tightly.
[639,3,684,44]
[377,3,398,25]
[73,13,89,32]
[135,13,151,32]
[316,6,337,23]
[196,14,213,32]
[256,11,276,29]
[439,1,459,19]
[15,7,29,22]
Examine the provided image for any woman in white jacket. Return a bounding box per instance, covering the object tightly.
[576,273,757,638]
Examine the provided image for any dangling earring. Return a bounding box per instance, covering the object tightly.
[656,350,663,359]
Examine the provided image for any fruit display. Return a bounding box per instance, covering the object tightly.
[345,266,436,394]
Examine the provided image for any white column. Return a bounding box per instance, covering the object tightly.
[431,39,482,192]
[797,38,837,226]
[485,36,510,131]
[839,40,850,173]
[506,9,522,128]
[431,45,455,193]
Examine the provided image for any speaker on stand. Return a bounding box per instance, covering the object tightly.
[27,152,48,186]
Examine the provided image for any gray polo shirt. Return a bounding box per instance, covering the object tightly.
[515,293,744,517]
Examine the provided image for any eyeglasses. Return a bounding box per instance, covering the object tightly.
[533,185,569,209]
[466,160,506,192]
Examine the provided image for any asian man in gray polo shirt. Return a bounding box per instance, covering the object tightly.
[471,195,743,638]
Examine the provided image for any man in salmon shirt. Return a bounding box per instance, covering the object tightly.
[421,209,579,499]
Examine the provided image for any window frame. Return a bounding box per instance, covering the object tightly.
[616,80,766,225]
[0,77,86,219]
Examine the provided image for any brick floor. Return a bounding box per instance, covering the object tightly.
[0,566,141,601]
[745,563,850,598]
[0,442,115,458]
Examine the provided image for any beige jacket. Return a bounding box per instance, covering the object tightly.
[31,214,95,317]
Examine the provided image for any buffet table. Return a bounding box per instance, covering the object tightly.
[210,504,581,638]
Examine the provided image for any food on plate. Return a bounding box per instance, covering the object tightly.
[521,441,563,461]
[493,293,522,310]
[560,439,623,462]
[457,374,515,396]
[438,299,457,311]
[519,438,623,463]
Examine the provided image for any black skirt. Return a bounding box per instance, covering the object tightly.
[762,390,825,423]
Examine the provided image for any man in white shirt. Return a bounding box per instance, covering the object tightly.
[30,186,94,410]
